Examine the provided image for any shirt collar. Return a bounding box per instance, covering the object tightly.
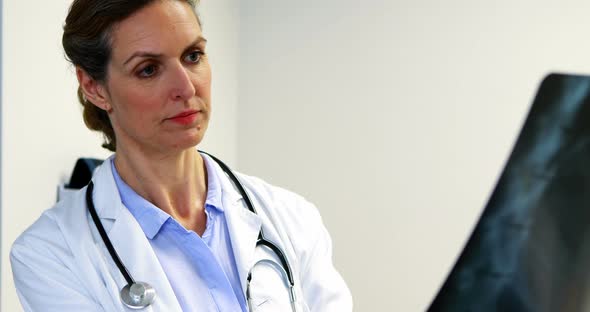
[110,154,224,239]
[111,159,170,239]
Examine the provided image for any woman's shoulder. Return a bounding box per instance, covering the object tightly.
[10,187,110,310]
[236,172,317,208]
[11,187,88,262]
[234,172,325,232]
[235,172,295,198]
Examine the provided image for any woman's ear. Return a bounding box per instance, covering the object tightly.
[76,67,112,112]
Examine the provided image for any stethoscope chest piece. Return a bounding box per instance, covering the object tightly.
[120,282,156,309]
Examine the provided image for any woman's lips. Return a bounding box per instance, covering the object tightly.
[167,110,200,125]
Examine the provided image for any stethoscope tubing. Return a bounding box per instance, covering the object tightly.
[86,181,135,286]
[86,151,296,309]
[199,151,296,286]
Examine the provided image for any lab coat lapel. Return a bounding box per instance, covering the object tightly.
[213,162,262,298]
[92,158,183,312]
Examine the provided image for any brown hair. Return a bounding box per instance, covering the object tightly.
[62,0,200,151]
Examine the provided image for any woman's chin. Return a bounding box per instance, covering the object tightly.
[168,133,206,152]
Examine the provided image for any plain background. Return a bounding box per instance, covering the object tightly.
[4,0,590,311]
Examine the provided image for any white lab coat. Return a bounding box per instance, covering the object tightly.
[10,156,352,311]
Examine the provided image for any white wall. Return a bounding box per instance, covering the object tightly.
[0,0,239,310]
[238,0,590,310]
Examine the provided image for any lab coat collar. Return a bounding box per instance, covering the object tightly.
[90,155,183,312]
[205,154,263,298]
[201,153,225,211]
[91,155,122,220]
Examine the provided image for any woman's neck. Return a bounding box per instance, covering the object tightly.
[113,146,208,234]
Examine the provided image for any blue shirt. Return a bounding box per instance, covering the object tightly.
[110,155,247,311]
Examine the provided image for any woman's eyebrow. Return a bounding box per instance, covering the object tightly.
[123,36,208,66]
[123,52,162,65]
[186,36,208,49]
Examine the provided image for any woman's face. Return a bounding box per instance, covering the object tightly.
[101,0,211,155]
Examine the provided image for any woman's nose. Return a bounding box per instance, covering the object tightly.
[169,62,196,102]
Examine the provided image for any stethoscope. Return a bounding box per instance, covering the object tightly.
[85,152,299,311]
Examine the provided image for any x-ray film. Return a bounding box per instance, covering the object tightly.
[428,73,590,312]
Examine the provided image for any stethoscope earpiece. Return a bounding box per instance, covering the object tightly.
[120,282,156,309]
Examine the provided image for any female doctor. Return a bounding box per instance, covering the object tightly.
[10,0,352,311]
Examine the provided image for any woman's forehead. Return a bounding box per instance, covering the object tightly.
[110,0,202,60]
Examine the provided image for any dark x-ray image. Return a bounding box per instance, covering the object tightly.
[428,74,590,312]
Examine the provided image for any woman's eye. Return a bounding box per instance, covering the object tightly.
[185,51,203,64]
[138,64,157,78]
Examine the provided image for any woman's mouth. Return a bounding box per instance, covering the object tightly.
[167,110,200,125]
